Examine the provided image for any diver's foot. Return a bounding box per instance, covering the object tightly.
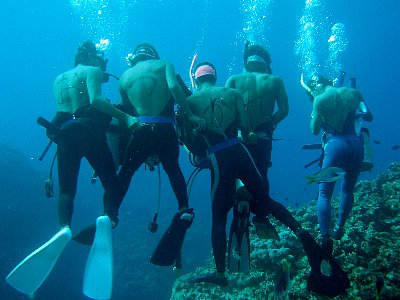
[187,272,228,287]
[330,225,344,240]
[252,216,280,240]
[321,235,333,255]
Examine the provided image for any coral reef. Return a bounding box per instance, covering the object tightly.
[171,162,400,299]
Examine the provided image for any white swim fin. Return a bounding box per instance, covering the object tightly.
[83,216,113,300]
[6,227,72,296]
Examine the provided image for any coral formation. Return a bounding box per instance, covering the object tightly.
[171,162,400,299]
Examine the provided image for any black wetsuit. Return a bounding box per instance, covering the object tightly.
[50,105,121,227]
[106,99,189,217]
[204,128,301,274]
[245,121,304,237]
[245,121,274,187]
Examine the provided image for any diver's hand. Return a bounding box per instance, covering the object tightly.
[189,115,206,132]
[242,131,258,145]
[127,116,142,132]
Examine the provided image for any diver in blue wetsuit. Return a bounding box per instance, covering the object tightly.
[307,76,373,254]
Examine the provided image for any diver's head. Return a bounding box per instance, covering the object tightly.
[243,42,272,73]
[193,62,217,88]
[126,43,160,67]
[306,75,333,98]
[75,40,108,71]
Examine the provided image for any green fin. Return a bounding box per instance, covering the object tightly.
[150,209,194,266]
[297,229,350,297]
[228,198,250,273]
[73,223,96,246]
[6,227,71,295]
[83,216,113,300]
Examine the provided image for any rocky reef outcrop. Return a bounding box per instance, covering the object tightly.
[171,162,400,299]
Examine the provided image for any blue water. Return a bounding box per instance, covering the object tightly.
[0,0,399,299]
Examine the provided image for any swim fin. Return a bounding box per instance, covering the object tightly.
[296,229,350,297]
[73,223,96,246]
[150,209,194,266]
[228,197,250,273]
[83,216,113,300]
[6,227,72,296]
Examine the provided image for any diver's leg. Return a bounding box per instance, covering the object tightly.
[158,126,188,210]
[210,153,235,275]
[317,140,346,237]
[57,140,82,227]
[85,135,122,226]
[335,140,363,239]
[117,133,148,206]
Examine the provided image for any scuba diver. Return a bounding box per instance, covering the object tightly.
[6,40,140,299]
[303,74,373,255]
[185,62,350,298]
[107,43,205,267]
[226,42,289,183]
[225,42,289,239]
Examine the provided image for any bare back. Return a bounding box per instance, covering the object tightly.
[313,87,362,133]
[226,72,288,130]
[188,86,247,135]
[53,64,102,114]
[118,60,172,116]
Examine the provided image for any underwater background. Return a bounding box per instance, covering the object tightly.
[0,0,399,299]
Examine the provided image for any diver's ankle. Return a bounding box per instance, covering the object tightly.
[216,272,225,278]
[178,206,189,213]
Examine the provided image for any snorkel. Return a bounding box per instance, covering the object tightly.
[189,53,198,89]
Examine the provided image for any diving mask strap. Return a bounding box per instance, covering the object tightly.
[300,73,316,99]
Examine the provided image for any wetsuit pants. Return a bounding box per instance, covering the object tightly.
[108,123,188,216]
[246,137,272,191]
[245,137,302,241]
[317,135,363,236]
[209,142,300,273]
[57,125,121,227]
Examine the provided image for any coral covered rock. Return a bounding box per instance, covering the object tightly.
[171,163,400,299]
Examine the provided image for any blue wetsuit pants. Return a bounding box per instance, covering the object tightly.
[317,135,363,236]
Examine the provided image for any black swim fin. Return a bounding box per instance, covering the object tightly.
[297,229,350,297]
[73,224,96,246]
[150,209,194,266]
[228,195,250,273]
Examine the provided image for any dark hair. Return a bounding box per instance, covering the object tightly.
[243,42,272,73]
[194,62,217,85]
[128,43,160,67]
[74,40,107,70]
[307,75,333,89]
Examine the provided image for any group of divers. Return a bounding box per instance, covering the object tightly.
[5,39,374,299]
